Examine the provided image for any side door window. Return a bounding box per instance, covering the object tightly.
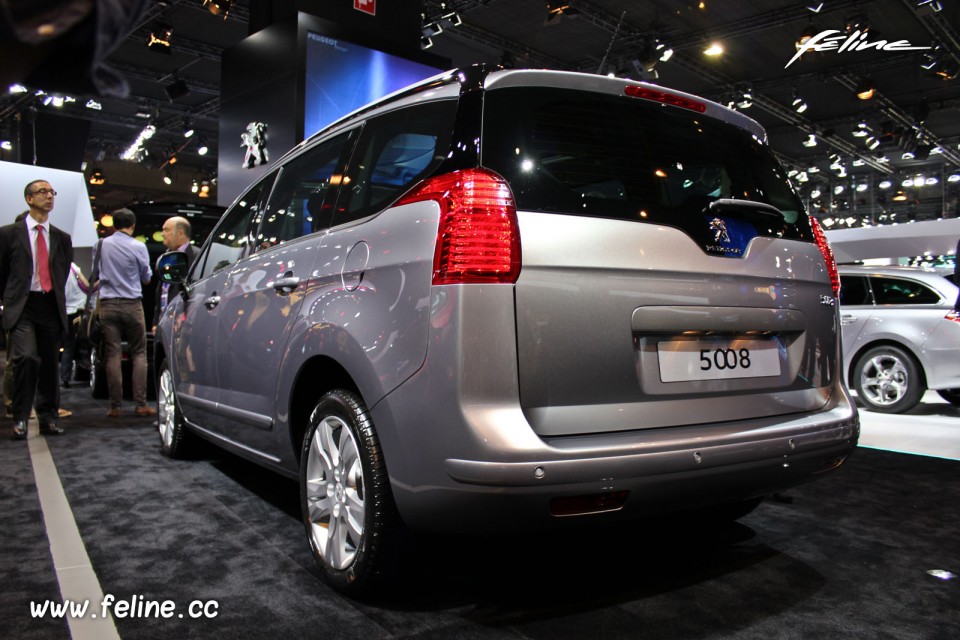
[195,174,276,280]
[333,100,456,227]
[251,130,356,253]
[839,275,872,306]
[870,276,941,305]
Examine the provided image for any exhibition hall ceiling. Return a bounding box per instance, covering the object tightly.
[0,0,957,215]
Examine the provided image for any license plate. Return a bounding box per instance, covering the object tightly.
[657,338,781,382]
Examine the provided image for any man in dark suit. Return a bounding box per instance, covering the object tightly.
[0,179,73,439]
[152,216,197,330]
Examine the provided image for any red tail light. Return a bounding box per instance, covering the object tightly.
[396,168,521,285]
[624,85,707,113]
[809,216,840,298]
[945,310,960,324]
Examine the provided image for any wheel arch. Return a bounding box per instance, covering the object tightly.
[288,356,363,465]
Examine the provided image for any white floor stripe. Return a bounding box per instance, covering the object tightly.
[28,432,121,640]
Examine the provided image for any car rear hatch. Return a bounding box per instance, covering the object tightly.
[480,73,839,437]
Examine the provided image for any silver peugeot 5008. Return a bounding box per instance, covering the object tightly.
[154,66,859,596]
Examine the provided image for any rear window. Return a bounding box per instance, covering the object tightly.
[481,86,810,242]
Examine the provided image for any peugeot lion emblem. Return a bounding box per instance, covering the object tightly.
[709,217,731,244]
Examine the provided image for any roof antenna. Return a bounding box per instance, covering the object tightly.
[597,11,627,75]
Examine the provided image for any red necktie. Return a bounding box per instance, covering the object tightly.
[36,226,53,292]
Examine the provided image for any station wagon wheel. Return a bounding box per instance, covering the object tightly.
[853,345,924,414]
[157,359,193,458]
[300,389,397,597]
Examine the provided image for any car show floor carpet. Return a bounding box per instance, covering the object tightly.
[1,380,958,639]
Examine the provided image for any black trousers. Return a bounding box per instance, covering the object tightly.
[8,293,63,424]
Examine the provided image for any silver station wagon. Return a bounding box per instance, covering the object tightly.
[154,66,860,596]
[839,264,960,413]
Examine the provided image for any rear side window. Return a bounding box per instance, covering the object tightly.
[253,131,355,252]
[481,86,809,241]
[870,276,941,305]
[333,100,456,226]
[839,275,872,306]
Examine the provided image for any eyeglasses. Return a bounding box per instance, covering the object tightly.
[30,188,57,197]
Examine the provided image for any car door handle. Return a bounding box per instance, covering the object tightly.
[840,314,857,325]
[273,274,300,295]
[203,295,220,310]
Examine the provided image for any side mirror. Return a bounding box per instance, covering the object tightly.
[156,250,188,284]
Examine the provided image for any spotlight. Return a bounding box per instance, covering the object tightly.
[791,90,808,113]
[545,2,579,26]
[736,89,753,109]
[703,42,724,56]
[191,179,199,194]
[0,140,11,151]
[879,180,893,189]
[196,138,208,155]
[420,36,433,49]
[183,119,195,138]
[855,78,875,100]
[203,0,231,19]
[852,121,870,137]
[147,23,173,53]
[165,78,190,101]
[795,21,817,51]
[163,169,173,185]
[89,169,105,186]
[892,191,908,202]
[803,133,818,147]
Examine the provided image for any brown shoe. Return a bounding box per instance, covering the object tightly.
[106,408,121,418]
[134,406,157,417]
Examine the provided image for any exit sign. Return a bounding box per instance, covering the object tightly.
[354,0,375,15]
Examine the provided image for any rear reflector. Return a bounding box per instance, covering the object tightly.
[809,216,841,298]
[624,85,707,113]
[396,168,521,285]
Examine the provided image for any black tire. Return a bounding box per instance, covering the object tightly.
[853,345,924,414]
[157,359,193,458]
[936,389,960,406]
[300,389,398,597]
[90,348,108,399]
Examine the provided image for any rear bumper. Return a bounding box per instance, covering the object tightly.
[372,373,858,533]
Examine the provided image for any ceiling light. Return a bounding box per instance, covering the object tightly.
[790,89,807,113]
[89,169,105,186]
[8,84,27,94]
[902,178,914,187]
[121,124,155,161]
[203,0,231,19]
[736,89,753,109]
[803,133,818,147]
[834,185,845,195]
[191,179,199,194]
[852,121,870,137]
[545,2,579,26]
[947,173,960,183]
[0,140,11,151]
[879,180,892,189]
[183,119,195,138]
[657,43,673,62]
[810,189,821,199]
[147,23,173,53]
[902,151,915,159]
[925,177,939,185]
[856,183,869,192]
[420,36,433,49]
[866,136,881,150]
[197,140,209,155]
[704,42,724,56]
[855,78,875,100]
[795,22,818,51]
[85,99,102,110]
[163,169,173,185]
